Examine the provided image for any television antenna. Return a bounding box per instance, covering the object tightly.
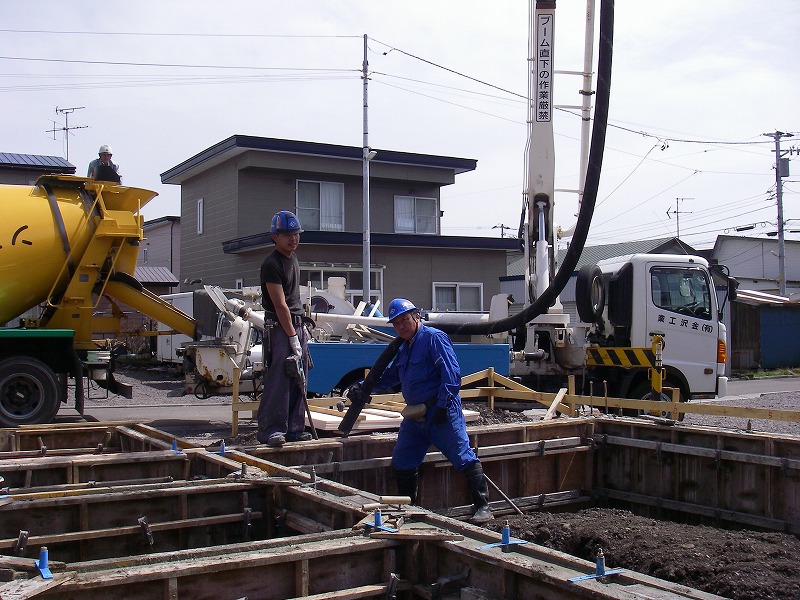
[46,106,87,161]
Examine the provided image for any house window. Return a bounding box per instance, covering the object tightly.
[433,283,483,312]
[300,263,384,310]
[235,278,243,290]
[296,180,344,232]
[394,196,438,234]
[142,247,148,264]
[196,198,204,235]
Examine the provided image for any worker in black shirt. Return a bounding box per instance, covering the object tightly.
[257,210,311,446]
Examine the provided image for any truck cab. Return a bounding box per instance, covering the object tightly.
[600,253,728,400]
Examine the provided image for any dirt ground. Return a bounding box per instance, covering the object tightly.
[465,403,800,600]
[485,509,800,600]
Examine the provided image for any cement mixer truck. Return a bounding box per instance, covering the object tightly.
[0,174,197,427]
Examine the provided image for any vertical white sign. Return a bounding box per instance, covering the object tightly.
[536,13,553,123]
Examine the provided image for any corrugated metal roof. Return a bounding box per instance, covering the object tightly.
[734,289,796,306]
[134,266,179,285]
[0,153,75,171]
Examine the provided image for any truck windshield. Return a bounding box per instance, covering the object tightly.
[650,267,712,320]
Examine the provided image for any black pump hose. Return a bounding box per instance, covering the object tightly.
[433,0,614,337]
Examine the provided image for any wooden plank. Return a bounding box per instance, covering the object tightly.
[594,434,800,470]
[0,512,263,550]
[370,526,464,541]
[0,572,75,599]
[544,388,569,420]
[0,557,66,574]
[304,407,480,432]
[459,369,492,387]
[285,584,391,600]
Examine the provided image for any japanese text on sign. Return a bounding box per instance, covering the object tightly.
[657,313,714,334]
[536,13,553,123]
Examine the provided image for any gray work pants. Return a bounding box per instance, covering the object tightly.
[258,322,309,438]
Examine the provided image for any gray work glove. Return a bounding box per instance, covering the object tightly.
[288,334,302,357]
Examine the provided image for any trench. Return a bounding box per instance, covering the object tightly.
[0,417,796,599]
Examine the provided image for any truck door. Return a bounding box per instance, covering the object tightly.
[645,265,718,396]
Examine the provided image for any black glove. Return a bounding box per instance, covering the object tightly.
[347,382,371,405]
[433,406,448,425]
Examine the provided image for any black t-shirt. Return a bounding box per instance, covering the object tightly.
[94,163,121,183]
[260,249,302,315]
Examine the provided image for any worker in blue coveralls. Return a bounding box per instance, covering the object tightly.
[257,210,312,447]
[351,298,493,524]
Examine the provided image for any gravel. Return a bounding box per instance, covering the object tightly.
[683,391,800,437]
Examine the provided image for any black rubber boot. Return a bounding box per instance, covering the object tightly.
[393,466,419,505]
[463,461,493,524]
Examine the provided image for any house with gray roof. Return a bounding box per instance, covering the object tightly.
[161,135,517,312]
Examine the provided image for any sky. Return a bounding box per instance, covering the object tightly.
[2,0,798,251]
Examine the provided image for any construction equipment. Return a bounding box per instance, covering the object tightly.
[0,175,198,427]
[410,0,733,406]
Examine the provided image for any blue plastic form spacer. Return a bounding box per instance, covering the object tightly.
[364,508,397,533]
[36,546,53,580]
[501,525,511,545]
[477,527,528,551]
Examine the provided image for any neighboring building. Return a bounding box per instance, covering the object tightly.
[711,235,800,298]
[711,235,800,370]
[161,135,517,311]
[137,216,181,294]
[0,152,75,184]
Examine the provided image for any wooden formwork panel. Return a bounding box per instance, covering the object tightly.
[0,424,122,453]
[6,520,723,600]
[0,422,726,599]
[592,418,800,532]
[0,449,193,489]
[0,480,272,562]
[245,420,596,516]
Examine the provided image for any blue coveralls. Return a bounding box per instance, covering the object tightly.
[375,324,478,472]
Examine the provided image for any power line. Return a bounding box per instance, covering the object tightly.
[0,29,360,39]
[0,55,358,72]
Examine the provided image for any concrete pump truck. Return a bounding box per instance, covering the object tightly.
[426,0,732,406]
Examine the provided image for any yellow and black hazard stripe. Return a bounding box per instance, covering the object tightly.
[585,347,656,368]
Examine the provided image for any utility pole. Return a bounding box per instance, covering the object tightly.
[666,198,693,238]
[763,131,793,296]
[47,106,87,161]
[361,34,376,307]
[492,223,512,238]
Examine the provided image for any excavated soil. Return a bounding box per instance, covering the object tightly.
[485,509,800,600]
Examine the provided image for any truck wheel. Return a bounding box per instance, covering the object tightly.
[629,379,686,421]
[0,357,61,427]
[575,264,605,323]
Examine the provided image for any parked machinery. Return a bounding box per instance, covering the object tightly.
[0,175,198,427]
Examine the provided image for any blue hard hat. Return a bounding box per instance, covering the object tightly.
[271,210,303,234]
[387,298,418,322]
